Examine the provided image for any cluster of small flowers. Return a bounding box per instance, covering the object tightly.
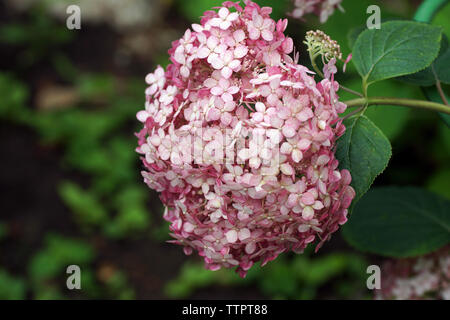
[136,0,354,277]
[289,0,344,23]
[304,30,342,61]
[376,247,450,300]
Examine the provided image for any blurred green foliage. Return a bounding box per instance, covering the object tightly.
[165,252,369,299]
[0,5,73,68]
[0,270,26,300]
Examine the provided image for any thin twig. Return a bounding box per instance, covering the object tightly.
[342,105,365,121]
[435,80,449,106]
[344,97,450,115]
[339,84,364,98]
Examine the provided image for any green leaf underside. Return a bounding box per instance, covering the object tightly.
[399,36,450,86]
[342,187,450,257]
[352,21,442,85]
[335,115,392,204]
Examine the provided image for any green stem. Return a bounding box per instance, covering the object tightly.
[340,84,364,98]
[309,51,324,78]
[344,97,450,115]
[414,0,449,22]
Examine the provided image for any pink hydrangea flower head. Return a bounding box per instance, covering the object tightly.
[136,0,354,277]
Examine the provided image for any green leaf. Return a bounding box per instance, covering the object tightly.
[342,187,450,257]
[399,36,450,86]
[352,21,442,86]
[336,115,392,203]
[347,24,366,49]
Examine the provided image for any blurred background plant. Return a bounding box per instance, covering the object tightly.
[0,0,448,299]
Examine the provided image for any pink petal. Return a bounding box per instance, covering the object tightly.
[227,12,239,22]
[233,29,245,42]
[197,47,210,59]
[261,29,273,41]
[136,111,149,123]
[253,13,263,27]
[221,92,232,102]
[207,108,221,121]
[252,112,263,122]
[255,102,265,112]
[209,17,221,27]
[220,21,231,30]
[292,149,303,163]
[204,78,217,88]
[207,36,219,49]
[302,206,315,220]
[221,66,233,79]
[211,86,224,96]
[238,228,251,241]
[267,94,279,106]
[280,142,292,154]
[248,27,260,40]
[298,138,311,150]
[228,59,241,70]
[234,45,248,59]
[280,163,294,175]
[221,112,232,126]
[301,192,315,205]
[211,57,224,70]
[282,125,296,138]
[225,230,238,243]
[245,242,256,254]
[218,7,229,19]
[228,86,239,95]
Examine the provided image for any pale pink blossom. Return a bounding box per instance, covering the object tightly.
[289,0,344,23]
[376,247,450,300]
[210,50,241,79]
[210,7,239,30]
[145,66,165,96]
[197,36,227,63]
[247,11,274,41]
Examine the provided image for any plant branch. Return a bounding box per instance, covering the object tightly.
[342,105,365,121]
[344,97,450,115]
[435,80,449,106]
[339,84,364,98]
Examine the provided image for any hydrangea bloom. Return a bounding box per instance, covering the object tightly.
[136,0,354,277]
[289,0,344,23]
[376,247,450,300]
